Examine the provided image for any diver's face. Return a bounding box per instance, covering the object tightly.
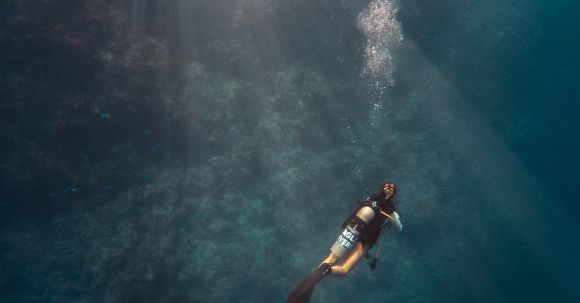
[383,184,395,198]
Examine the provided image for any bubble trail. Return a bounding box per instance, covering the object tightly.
[358,0,403,87]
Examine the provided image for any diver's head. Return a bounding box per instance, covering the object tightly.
[381,182,397,199]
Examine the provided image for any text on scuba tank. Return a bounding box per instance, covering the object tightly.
[337,227,358,249]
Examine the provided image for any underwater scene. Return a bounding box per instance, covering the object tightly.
[1,0,579,302]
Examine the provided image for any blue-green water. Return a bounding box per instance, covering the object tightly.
[1,0,579,302]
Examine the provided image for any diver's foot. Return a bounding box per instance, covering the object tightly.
[318,263,332,276]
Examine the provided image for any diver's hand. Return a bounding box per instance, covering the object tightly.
[369,259,377,270]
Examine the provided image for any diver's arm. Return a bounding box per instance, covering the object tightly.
[390,211,403,232]
[330,242,365,276]
[380,210,403,232]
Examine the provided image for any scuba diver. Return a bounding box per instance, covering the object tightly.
[287,182,403,303]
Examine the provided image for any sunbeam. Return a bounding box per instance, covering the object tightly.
[1,0,578,302]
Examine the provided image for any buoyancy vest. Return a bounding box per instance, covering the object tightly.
[341,198,390,248]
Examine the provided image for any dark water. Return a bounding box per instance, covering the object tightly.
[1,0,579,302]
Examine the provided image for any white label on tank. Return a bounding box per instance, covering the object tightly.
[337,226,359,249]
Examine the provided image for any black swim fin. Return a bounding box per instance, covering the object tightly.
[287,264,330,303]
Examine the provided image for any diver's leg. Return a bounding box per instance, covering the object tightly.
[330,242,365,276]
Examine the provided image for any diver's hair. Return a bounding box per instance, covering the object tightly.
[378,181,398,213]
